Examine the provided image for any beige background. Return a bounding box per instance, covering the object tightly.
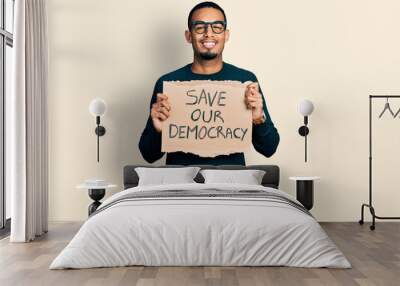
[47,0,400,221]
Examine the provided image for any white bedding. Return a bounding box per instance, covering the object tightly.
[50,183,351,269]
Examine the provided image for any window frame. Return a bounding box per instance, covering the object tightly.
[0,0,14,233]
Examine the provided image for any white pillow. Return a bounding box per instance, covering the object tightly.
[135,167,200,186]
[200,169,266,185]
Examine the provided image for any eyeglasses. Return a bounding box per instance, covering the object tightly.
[190,21,226,34]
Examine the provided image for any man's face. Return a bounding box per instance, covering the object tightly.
[185,7,230,61]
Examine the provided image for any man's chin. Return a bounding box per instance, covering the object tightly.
[198,52,218,60]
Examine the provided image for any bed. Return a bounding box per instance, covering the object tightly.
[50,164,351,269]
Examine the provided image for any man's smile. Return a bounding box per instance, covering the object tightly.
[201,40,217,49]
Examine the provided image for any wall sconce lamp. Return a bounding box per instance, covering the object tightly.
[298,100,314,162]
[89,98,107,162]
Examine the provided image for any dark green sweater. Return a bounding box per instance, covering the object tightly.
[138,62,280,165]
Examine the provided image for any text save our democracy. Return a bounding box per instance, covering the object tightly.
[167,88,249,141]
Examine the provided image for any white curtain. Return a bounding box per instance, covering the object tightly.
[8,0,48,242]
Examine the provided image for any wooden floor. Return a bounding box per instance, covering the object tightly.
[0,222,399,286]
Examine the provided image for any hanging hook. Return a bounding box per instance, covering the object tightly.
[379,96,395,118]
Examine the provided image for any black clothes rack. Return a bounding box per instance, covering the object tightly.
[359,95,400,230]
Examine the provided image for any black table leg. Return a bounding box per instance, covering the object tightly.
[296,180,314,210]
[88,189,105,216]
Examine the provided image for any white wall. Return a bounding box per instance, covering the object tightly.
[47,0,400,221]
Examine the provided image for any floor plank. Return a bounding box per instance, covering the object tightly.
[0,222,399,286]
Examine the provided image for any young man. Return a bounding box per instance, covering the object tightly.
[139,1,280,165]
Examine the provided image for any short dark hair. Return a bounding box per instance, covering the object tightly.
[187,1,227,30]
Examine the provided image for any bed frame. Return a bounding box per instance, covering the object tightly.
[123,165,280,189]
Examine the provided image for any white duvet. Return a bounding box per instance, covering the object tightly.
[50,183,351,269]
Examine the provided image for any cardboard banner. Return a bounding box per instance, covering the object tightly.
[161,80,252,157]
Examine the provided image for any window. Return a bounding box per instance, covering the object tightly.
[0,0,14,235]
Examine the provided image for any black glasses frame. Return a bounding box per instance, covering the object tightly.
[190,20,227,34]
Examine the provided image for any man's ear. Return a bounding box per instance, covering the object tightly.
[185,30,192,43]
[224,29,230,43]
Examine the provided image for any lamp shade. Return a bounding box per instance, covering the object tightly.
[89,98,107,116]
[299,100,314,116]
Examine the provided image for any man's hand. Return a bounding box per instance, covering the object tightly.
[244,82,264,124]
[151,93,171,133]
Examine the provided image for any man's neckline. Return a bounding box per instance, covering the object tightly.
[188,62,225,76]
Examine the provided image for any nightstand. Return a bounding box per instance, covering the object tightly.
[76,181,117,216]
[289,176,320,210]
